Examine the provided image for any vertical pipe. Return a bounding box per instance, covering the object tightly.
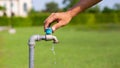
[29,45,34,68]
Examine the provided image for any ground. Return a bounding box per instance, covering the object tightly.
[0,26,120,68]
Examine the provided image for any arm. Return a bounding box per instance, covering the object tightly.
[67,0,102,17]
[44,0,102,32]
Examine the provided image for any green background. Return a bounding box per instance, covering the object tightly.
[0,27,120,68]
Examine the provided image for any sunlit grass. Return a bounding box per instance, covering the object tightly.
[0,26,120,68]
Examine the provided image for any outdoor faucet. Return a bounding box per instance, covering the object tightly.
[28,34,58,45]
[28,28,58,68]
[28,28,58,46]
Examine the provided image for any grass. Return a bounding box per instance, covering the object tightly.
[0,26,120,68]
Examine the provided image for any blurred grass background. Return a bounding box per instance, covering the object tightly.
[0,36,4,67]
[0,27,120,68]
[0,0,120,68]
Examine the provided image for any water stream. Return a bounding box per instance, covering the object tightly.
[51,44,57,64]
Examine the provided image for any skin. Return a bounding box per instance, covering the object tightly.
[44,0,102,32]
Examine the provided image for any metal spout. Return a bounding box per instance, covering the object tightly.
[28,34,58,46]
[45,35,58,44]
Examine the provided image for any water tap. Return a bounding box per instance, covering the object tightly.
[45,28,58,43]
[28,28,58,46]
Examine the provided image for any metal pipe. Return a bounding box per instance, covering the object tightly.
[28,34,58,68]
[29,45,34,68]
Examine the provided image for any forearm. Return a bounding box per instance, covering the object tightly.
[67,0,102,17]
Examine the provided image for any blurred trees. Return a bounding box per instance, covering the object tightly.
[102,3,120,13]
[86,5,101,13]
[113,3,120,12]
[102,6,114,13]
[62,0,120,13]
[44,1,59,12]
[0,1,120,29]
[0,6,5,11]
[63,0,79,10]
[63,0,101,13]
[114,3,120,10]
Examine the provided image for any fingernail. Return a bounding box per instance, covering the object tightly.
[52,27,55,32]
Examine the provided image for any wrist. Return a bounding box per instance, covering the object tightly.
[66,10,75,18]
[66,7,82,18]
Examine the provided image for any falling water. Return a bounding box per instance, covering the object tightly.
[51,44,57,64]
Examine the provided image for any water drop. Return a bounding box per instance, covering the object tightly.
[51,44,57,64]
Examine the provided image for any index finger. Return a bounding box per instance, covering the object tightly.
[44,14,56,30]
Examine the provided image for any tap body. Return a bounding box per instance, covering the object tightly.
[28,28,58,68]
[28,34,58,68]
[28,34,58,46]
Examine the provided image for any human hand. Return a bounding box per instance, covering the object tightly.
[44,12,72,32]
[44,0,101,32]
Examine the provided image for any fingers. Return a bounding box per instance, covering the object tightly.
[44,13,56,30]
[44,12,68,32]
[52,21,66,32]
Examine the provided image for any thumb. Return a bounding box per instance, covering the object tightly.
[52,21,65,32]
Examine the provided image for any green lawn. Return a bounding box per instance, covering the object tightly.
[0,26,120,68]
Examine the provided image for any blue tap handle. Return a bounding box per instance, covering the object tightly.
[45,28,52,35]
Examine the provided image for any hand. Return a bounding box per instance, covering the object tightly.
[44,0,101,32]
[44,12,72,32]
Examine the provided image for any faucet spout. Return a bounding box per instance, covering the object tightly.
[45,35,59,44]
[28,34,58,46]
